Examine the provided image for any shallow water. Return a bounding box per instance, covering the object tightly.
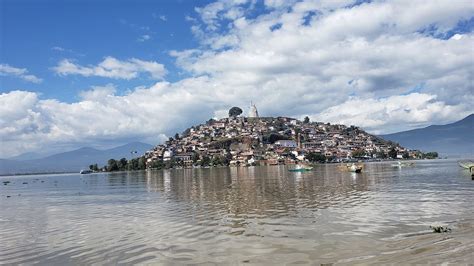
[1,160,473,264]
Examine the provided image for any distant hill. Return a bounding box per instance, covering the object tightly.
[380,114,473,157]
[0,142,153,175]
[7,152,46,161]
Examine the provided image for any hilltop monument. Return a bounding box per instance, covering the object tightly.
[249,102,259,118]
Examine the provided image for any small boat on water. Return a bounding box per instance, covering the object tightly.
[458,161,474,169]
[80,169,93,174]
[289,164,313,172]
[458,161,474,178]
[347,163,362,173]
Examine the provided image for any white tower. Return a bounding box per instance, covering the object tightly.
[249,102,259,118]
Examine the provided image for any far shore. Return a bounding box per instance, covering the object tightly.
[1,157,459,177]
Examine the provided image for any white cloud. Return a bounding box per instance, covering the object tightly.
[137,34,151,42]
[79,84,117,101]
[2,0,474,156]
[0,80,217,156]
[312,93,472,134]
[52,46,65,52]
[177,0,474,124]
[52,57,167,80]
[0,64,43,83]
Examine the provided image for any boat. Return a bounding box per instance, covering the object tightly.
[289,164,313,172]
[458,161,474,178]
[347,163,362,173]
[458,161,474,169]
[80,169,93,174]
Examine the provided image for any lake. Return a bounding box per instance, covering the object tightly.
[1,160,473,264]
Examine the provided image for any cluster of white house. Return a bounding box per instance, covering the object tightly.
[145,106,412,167]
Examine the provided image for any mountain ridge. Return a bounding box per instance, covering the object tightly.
[380,114,473,156]
[0,142,153,175]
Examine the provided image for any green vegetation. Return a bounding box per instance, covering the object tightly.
[99,156,147,172]
[402,151,410,159]
[306,152,326,163]
[88,164,99,171]
[388,147,398,159]
[351,149,366,158]
[423,152,438,159]
[228,106,243,117]
[262,133,290,144]
[430,225,451,233]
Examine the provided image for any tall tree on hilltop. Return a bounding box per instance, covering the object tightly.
[228,107,243,117]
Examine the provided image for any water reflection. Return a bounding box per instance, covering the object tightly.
[1,161,473,264]
[139,165,372,219]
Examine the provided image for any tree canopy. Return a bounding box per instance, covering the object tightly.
[306,152,326,163]
[228,106,243,117]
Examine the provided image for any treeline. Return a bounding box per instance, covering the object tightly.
[148,154,233,169]
[89,156,147,172]
[350,148,438,159]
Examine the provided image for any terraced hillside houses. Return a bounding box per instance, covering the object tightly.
[145,112,412,168]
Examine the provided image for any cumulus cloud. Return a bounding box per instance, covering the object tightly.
[52,57,167,80]
[0,80,217,156]
[176,0,473,125]
[2,0,474,156]
[78,84,117,101]
[313,93,472,134]
[0,64,42,83]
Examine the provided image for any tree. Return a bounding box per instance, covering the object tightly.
[376,151,387,159]
[424,152,438,159]
[303,116,310,123]
[201,155,211,166]
[192,152,200,163]
[402,151,410,159]
[127,158,139,170]
[388,147,398,159]
[306,152,326,163]
[174,133,179,140]
[211,156,222,166]
[118,158,128,170]
[228,106,243,117]
[138,156,146,170]
[150,159,164,169]
[89,164,94,170]
[262,133,290,144]
[351,149,366,158]
[107,159,119,171]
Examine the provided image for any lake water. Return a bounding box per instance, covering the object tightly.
[1,160,473,264]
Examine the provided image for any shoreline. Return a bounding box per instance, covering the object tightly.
[0,158,457,177]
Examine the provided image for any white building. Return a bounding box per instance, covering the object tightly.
[274,140,297,148]
[249,102,259,118]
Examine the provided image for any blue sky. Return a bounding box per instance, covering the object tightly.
[1,0,210,101]
[1,0,473,157]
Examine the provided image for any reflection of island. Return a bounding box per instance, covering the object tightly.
[140,164,378,221]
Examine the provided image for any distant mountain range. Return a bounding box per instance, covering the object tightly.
[380,114,473,157]
[0,142,153,175]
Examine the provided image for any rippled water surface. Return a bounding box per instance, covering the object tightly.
[1,160,473,264]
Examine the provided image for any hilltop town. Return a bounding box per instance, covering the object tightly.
[144,105,417,169]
